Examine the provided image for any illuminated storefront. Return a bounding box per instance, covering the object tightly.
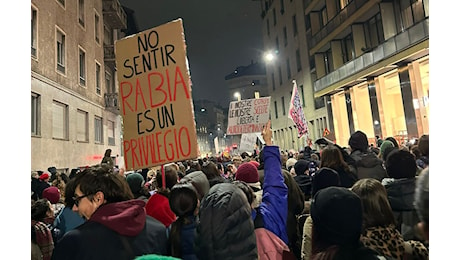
[332,56,429,147]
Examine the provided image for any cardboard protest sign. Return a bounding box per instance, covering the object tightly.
[239,133,257,152]
[226,97,271,135]
[115,19,198,170]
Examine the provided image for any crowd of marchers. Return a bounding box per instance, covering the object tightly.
[31,125,429,260]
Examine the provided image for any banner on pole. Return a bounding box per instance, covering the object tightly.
[288,80,309,138]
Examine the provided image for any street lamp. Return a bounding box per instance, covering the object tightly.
[264,50,277,63]
[234,92,241,101]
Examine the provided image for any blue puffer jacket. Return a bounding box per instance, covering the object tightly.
[257,145,289,245]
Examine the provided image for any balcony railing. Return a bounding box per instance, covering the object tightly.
[314,19,429,93]
[308,0,370,50]
[104,93,119,112]
[102,0,127,29]
[104,45,116,69]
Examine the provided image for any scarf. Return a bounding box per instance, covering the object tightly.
[32,220,54,260]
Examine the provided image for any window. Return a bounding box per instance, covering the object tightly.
[57,0,65,8]
[323,48,333,74]
[273,8,277,26]
[292,15,298,36]
[105,71,112,93]
[364,13,384,48]
[320,6,328,27]
[31,93,40,135]
[77,110,88,142]
[266,18,270,36]
[283,27,288,46]
[286,58,291,79]
[95,13,100,43]
[278,66,283,85]
[271,72,275,91]
[296,49,302,72]
[281,96,286,115]
[56,29,66,73]
[31,7,37,57]
[339,0,351,9]
[108,120,115,145]
[341,34,354,63]
[79,48,86,86]
[96,62,101,95]
[305,14,311,31]
[52,101,68,140]
[280,0,285,14]
[275,37,279,52]
[274,101,279,119]
[300,85,305,107]
[95,116,103,144]
[78,0,85,27]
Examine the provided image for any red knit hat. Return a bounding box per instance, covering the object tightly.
[248,160,260,169]
[39,172,50,181]
[235,162,259,184]
[42,186,60,204]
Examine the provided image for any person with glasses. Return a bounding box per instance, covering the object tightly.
[51,165,168,260]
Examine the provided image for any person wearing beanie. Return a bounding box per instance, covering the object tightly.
[348,131,387,181]
[293,159,312,201]
[42,186,65,216]
[36,173,51,200]
[349,130,369,153]
[382,149,419,241]
[168,182,200,259]
[126,172,151,202]
[285,158,297,175]
[385,136,400,148]
[300,167,341,260]
[235,162,263,208]
[145,165,178,228]
[309,187,383,259]
[378,140,395,161]
[311,168,341,197]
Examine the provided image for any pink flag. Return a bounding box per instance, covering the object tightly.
[288,80,309,138]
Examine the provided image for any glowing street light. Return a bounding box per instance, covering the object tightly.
[264,50,277,63]
[234,92,241,101]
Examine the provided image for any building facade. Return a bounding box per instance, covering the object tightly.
[257,0,429,149]
[31,0,133,172]
[306,0,429,147]
[194,99,226,157]
[258,0,328,152]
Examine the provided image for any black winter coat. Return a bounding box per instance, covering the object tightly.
[51,216,167,260]
[195,183,258,260]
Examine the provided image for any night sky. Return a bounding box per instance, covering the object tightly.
[118,0,264,107]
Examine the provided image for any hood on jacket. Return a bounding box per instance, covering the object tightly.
[89,199,146,236]
[350,150,383,168]
[382,178,416,211]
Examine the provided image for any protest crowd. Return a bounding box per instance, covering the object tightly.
[31,123,429,260]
